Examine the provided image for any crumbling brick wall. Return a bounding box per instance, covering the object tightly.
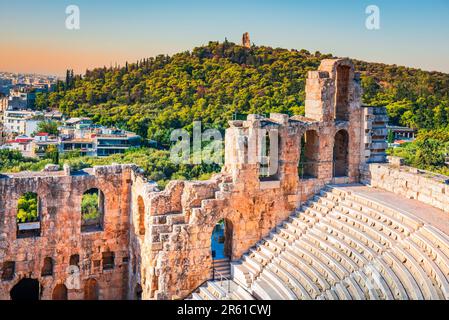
[1,59,387,300]
[0,165,133,300]
[129,59,382,300]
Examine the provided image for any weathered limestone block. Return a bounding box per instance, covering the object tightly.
[0,164,132,300]
[365,163,449,214]
[2,59,382,301]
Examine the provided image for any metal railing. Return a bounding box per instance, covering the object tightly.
[212,267,231,294]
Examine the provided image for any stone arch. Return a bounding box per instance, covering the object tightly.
[135,284,143,300]
[84,278,99,300]
[333,129,349,177]
[81,188,105,232]
[335,64,351,121]
[299,129,320,179]
[10,278,40,300]
[2,261,15,281]
[52,284,68,300]
[16,191,41,238]
[102,251,115,270]
[211,218,233,260]
[41,257,53,276]
[69,254,79,266]
[259,129,279,180]
[137,195,145,236]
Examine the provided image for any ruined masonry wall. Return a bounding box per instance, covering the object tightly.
[0,165,134,300]
[1,59,387,300]
[363,160,449,214]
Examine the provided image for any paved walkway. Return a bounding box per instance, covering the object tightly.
[333,184,449,236]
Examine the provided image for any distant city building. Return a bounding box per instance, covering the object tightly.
[1,136,34,157]
[387,125,417,140]
[58,118,141,157]
[1,112,141,158]
[31,133,59,158]
[95,128,142,156]
[0,97,7,144]
[0,78,13,95]
[3,110,38,136]
[387,125,417,147]
[0,71,57,109]
[3,109,63,136]
[7,86,48,110]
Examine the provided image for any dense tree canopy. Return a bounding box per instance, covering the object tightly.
[17,192,39,223]
[35,120,60,136]
[37,42,449,144]
[0,148,220,189]
[388,129,449,175]
[6,41,449,177]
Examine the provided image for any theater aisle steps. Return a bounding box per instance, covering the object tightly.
[188,184,449,300]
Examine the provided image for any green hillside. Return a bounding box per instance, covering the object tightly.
[35,41,449,145]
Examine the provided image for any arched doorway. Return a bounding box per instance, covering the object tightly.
[259,129,279,181]
[41,257,53,276]
[335,65,350,121]
[52,284,68,300]
[135,284,143,300]
[299,130,320,179]
[81,188,105,232]
[16,192,41,238]
[333,129,349,177]
[211,219,233,260]
[10,278,40,300]
[84,278,99,300]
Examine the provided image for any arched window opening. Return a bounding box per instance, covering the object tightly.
[298,130,320,179]
[2,261,15,281]
[84,278,99,300]
[150,275,158,298]
[17,192,40,238]
[335,65,350,121]
[69,254,80,267]
[81,188,104,232]
[259,129,279,181]
[333,129,349,177]
[102,251,115,270]
[210,219,232,280]
[52,284,68,300]
[137,196,146,236]
[135,284,143,300]
[10,278,40,300]
[41,257,53,277]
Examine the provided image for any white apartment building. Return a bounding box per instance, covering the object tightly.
[3,110,63,136]
[3,110,39,136]
[1,136,34,157]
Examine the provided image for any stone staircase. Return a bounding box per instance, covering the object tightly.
[213,258,231,279]
[189,185,449,300]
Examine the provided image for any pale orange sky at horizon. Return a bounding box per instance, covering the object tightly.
[1,0,449,76]
[0,43,181,77]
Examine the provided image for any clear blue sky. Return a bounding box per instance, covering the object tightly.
[1,0,448,75]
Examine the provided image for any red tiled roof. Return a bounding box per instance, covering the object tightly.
[10,138,33,144]
[36,132,49,136]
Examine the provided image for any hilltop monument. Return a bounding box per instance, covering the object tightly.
[242,32,251,48]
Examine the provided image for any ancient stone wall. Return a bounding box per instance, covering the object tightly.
[362,106,388,163]
[1,59,387,300]
[133,59,378,300]
[363,157,449,213]
[0,165,134,300]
